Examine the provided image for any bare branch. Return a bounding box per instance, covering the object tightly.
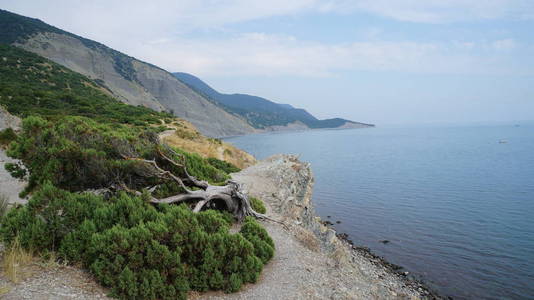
[158,148,209,189]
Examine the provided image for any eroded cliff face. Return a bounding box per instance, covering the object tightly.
[16,32,163,111]
[232,155,349,253]
[15,32,255,138]
[232,155,431,299]
[131,60,255,137]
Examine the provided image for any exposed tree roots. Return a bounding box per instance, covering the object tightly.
[115,139,282,224]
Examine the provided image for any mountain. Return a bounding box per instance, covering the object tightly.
[0,8,372,137]
[174,72,374,129]
[0,44,170,124]
[0,9,254,137]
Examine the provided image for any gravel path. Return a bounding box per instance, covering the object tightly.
[0,265,111,299]
[198,155,426,300]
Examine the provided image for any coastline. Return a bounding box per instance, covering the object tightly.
[220,123,375,140]
[228,154,442,299]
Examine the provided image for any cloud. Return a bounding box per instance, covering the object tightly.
[4,0,534,38]
[127,33,527,77]
[491,38,517,51]
[1,0,531,77]
[321,0,534,23]
[1,0,316,38]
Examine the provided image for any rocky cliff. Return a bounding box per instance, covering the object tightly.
[231,155,435,299]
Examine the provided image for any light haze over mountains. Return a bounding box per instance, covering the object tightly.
[2,0,534,125]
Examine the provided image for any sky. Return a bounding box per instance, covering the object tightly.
[2,0,534,125]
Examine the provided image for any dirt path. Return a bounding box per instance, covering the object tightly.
[199,155,424,300]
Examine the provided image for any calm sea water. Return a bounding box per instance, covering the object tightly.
[225,124,534,300]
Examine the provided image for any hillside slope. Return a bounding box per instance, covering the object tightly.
[0,9,254,137]
[0,44,255,170]
[174,72,374,129]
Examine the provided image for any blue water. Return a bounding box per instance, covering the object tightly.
[225,124,534,300]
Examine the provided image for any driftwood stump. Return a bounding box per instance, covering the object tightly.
[116,138,273,222]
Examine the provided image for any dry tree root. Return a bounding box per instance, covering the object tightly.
[116,140,285,225]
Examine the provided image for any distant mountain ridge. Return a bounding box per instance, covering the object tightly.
[0,8,373,136]
[174,72,374,129]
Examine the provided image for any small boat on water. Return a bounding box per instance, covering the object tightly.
[499,140,507,144]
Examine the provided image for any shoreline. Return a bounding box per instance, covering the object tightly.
[220,123,375,140]
[231,154,443,299]
[336,232,445,299]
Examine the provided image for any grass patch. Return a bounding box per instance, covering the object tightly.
[2,236,34,283]
[0,193,9,217]
[0,128,17,147]
[0,286,10,295]
[250,197,267,214]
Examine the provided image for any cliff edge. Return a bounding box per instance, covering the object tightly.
[201,155,432,299]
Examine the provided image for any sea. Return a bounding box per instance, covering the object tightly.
[225,123,534,300]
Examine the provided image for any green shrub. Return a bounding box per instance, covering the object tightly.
[207,157,241,174]
[249,197,267,214]
[0,44,170,126]
[240,217,275,264]
[0,127,17,146]
[0,193,9,217]
[0,184,275,299]
[5,116,234,196]
[172,149,230,184]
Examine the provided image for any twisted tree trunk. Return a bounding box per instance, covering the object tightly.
[119,140,273,222]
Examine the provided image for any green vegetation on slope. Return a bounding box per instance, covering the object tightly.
[0,39,268,300]
[0,44,170,125]
[2,116,270,299]
[174,72,370,129]
[1,183,273,299]
[0,9,140,82]
[207,157,241,174]
[249,197,267,214]
[0,127,17,147]
[5,116,234,196]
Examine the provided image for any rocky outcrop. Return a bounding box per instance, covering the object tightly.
[260,121,310,132]
[231,155,435,299]
[0,106,21,131]
[0,108,25,205]
[15,32,255,138]
[233,155,347,252]
[337,121,376,129]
